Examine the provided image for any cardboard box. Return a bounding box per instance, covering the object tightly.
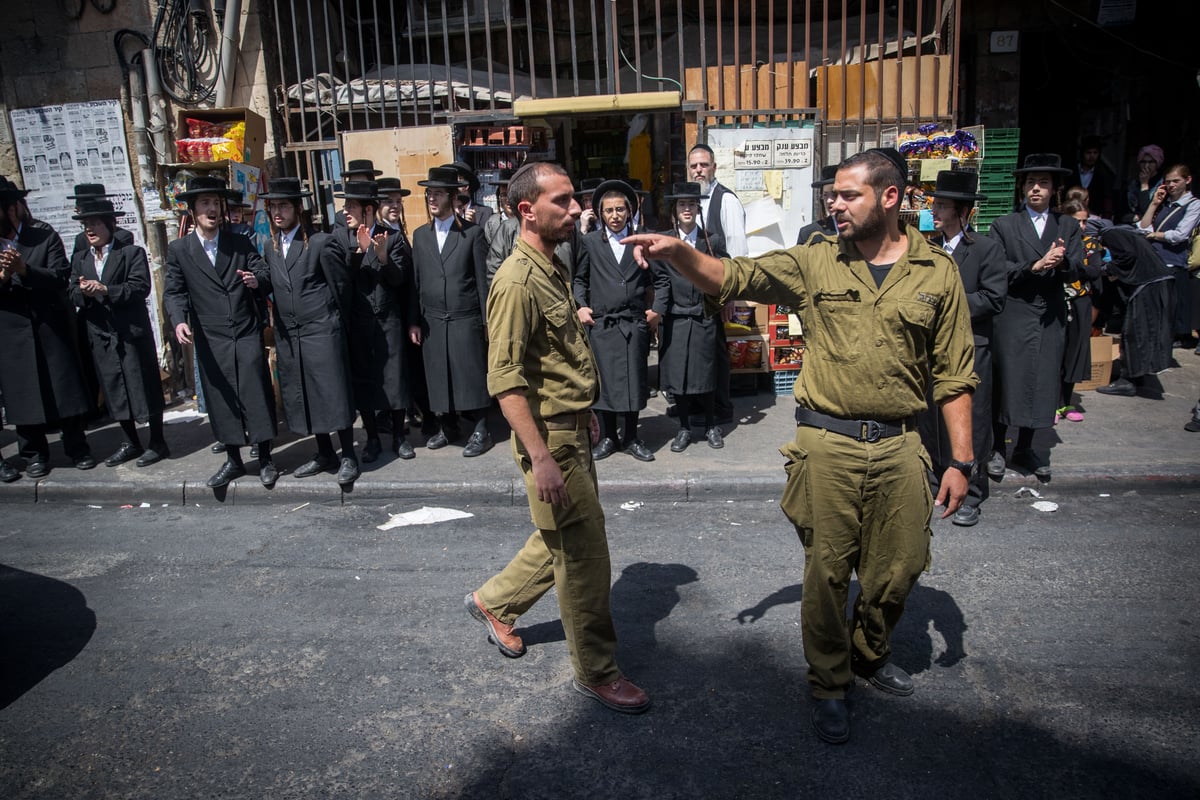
[1076,335,1115,392]
[175,107,267,168]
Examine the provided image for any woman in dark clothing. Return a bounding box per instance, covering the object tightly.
[1057,199,1105,422]
[651,182,729,452]
[68,199,168,467]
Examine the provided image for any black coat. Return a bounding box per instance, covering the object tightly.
[1099,228,1174,378]
[574,227,653,412]
[256,230,356,433]
[796,216,837,245]
[987,210,1084,428]
[0,226,92,425]
[652,229,727,396]
[335,223,416,411]
[68,239,163,422]
[163,231,277,445]
[411,217,490,413]
[72,226,135,262]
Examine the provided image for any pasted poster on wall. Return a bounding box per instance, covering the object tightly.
[9,99,145,251]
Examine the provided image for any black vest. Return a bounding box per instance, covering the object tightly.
[704,183,737,242]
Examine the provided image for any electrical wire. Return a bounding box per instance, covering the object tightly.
[152,0,220,106]
[619,46,684,93]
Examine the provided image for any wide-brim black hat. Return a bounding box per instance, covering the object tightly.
[259,177,312,201]
[575,177,605,197]
[71,198,117,220]
[591,180,639,215]
[176,175,241,202]
[812,165,839,188]
[344,159,383,177]
[375,177,412,197]
[335,180,381,201]
[664,181,703,201]
[928,170,987,203]
[1013,153,1072,176]
[443,161,480,194]
[418,166,465,190]
[0,177,31,199]
[67,183,111,200]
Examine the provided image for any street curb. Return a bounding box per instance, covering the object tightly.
[2,469,1197,506]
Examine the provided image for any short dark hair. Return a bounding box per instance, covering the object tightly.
[839,151,905,195]
[507,161,569,211]
[1060,198,1088,216]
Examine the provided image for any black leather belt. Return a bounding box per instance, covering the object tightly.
[795,407,915,443]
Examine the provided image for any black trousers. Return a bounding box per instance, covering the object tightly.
[17,417,90,462]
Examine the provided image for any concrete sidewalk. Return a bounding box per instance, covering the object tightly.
[3,355,1199,506]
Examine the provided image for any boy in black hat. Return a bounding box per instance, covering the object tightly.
[163,176,279,489]
[796,165,840,244]
[919,170,1007,526]
[444,161,492,229]
[986,154,1084,481]
[67,183,135,260]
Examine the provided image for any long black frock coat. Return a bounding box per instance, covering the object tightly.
[68,238,164,422]
[411,217,490,414]
[255,230,356,434]
[0,226,92,425]
[919,232,1007,502]
[651,229,727,396]
[574,227,653,413]
[987,210,1084,429]
[163,231,277,445]
[332,223,414,412]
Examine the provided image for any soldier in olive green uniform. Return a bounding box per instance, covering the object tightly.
[625,149,977,743]
[464,162,649,714]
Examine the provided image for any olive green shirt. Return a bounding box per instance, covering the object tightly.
[714,227,977,418]
[487,238,600,416]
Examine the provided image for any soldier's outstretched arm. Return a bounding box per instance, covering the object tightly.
[622,232,726,295]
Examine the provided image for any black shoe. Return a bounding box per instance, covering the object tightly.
[705,427,724,449]
[811,698,850,744]
[625,439,655,462]
[986,450,1006,479]
[1096,378,1136,397]
[250,443,260,459]
[394,437,416,459]
[207,460,246,488]
[952,504,980,527]
[0,460,20,483]
[462,431,493,457]
[860,662,914,696]
[1185,417,1200,433]
[259,461,279,487]
[426,431,449,450]
[104,442,144,467]
[294,453,336,478]
[135,444,170,467]
[591,437,617,461]
[210,442,226,454]
[665,404,679,418]
[670,429,692,453]
[361,438,384,463]
[74,454,97,471]
[1011,448,1051,478]
[336,457,360,485]
[26,459,49,479]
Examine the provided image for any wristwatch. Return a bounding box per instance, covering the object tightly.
[949,459,976,477]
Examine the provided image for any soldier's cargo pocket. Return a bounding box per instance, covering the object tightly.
[779,439,812,543]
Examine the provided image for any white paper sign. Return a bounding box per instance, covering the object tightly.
[737,140,774,169]
[774,139,812,168]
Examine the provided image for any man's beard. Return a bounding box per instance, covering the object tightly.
[696,178,712,196]
[839,199,887,242]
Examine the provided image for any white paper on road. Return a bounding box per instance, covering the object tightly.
[162,408,206,424]
[1032,501,1059,512]
[378,506,474,530]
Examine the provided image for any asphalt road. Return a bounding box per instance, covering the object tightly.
[2,488,1198,799]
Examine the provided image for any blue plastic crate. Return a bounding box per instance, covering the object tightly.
[773,369,801,396]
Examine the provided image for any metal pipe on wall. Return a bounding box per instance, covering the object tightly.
[214,0,243,107]
[140,47,172,163]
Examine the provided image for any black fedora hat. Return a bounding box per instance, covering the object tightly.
[626,177,650,197]
[574,177,605,197]
[1013,153,1071,176]
[664,181,703,201]
[928,170,987,203]
[259,176,311,201]
[335,180,381,201]
[67,183,111,200]
[443,161,480,194]
[375,177,412,197]
[344,159,383,177]
[175,175,241,202]
[812,165,838,188]
[591,179,639,215]
[0,177,30,199]
[71,198,117,220]
[418,166,465,190]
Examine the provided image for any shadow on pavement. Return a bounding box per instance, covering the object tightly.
[0,564,96,709]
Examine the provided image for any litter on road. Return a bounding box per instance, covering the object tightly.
[377,506,474,530]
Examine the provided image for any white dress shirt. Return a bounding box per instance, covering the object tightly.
[92,243,112,281]
[1026,207,1047,238]
[700,182,748,257]
[434,215,455,252]
[607,226,628,262]
[195,229,219,265]
[942,231,963,256]
[678,225,699,248]
[279,224,300,258]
